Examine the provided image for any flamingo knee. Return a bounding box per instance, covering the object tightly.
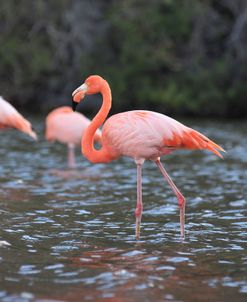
[135,205,143,218]
[178,194,186,208]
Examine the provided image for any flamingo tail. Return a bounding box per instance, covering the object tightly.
[164,129,225,158]
[182,129,225,158]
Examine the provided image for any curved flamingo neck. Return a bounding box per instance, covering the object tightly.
[82,80,113,163]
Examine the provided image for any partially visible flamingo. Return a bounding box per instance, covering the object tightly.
[72,75,224,239]
[0,96,37,140]
[45,106,101,168]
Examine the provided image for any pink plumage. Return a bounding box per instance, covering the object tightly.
[0,96,37,140]
[45,106,101,168]
[102,110,224,160]
[72,75,225,239]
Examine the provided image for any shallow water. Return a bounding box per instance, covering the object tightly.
[0,118,246,302]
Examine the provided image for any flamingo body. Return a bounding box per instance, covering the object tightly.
[102,110,223,161]
[46,106,101,145]
[0,96,37,140]
[72,75,224,239]
[45,106,101,168]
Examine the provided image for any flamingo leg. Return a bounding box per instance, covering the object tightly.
[155,159,186,239]
[68,143,76,169]
[135,163,143,239]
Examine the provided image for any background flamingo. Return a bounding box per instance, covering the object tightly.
[0,96,37,140]
[72,75,224,239]
[45,106,101,168]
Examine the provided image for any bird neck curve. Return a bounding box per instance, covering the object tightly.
[82,80,113,163]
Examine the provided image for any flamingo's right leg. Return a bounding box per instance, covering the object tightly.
[135,159,144,239]
[155,158,186,239]
[68,143,76,169]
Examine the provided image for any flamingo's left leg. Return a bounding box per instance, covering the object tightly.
[135,159,144,239]
[68,143,76,169]
[155,158,186,239]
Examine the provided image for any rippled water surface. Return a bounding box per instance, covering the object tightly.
[0,118,246,302]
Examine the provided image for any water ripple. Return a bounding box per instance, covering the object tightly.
[0,119,246,301]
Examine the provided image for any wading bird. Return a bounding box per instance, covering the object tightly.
[72,75,224,239]
[45,106,101,168]
[0,96,37,140]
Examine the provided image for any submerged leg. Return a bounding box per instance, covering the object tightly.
[135,160,144,239]
[155,158,186,239]
[68,143,76,169]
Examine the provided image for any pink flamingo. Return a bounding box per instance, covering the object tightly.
[72,75,224,239]
[0,96,37,140]
[45,106,101,168]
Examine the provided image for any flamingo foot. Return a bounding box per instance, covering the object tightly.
[68,143,76,169]
[179,203,185,239]
[155,160,186,239]
[135,217,141,240]
[68,161,76,169]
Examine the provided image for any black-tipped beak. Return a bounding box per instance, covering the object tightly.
[72,99,78,111]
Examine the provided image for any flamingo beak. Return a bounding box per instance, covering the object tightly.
[71,83,88,111]
[72,99,78,111]
[29,130,38,141]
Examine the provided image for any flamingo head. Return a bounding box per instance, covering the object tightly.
[72,75,104,111]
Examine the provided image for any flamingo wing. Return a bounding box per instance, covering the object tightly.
[102,110,224,159]
[163,126,225,158]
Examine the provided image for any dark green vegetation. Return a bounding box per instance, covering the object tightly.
[1,0,247,117]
